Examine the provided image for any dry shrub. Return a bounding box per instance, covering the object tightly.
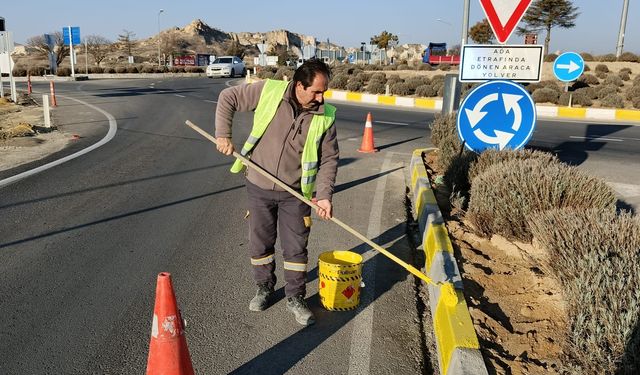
[443,151,477,199]
[89,66,105,74]
[415,84,436,98]
[429,113,460,171]
[396,64,410,71]
[438,63,452,71]
[329,74,348,89]
[578,73,599,85]
[597,84,619,99]
[369,72,387,83]
[601,93,625,108]
[529,209,640,374]
[467,158,617,241]
[559,91,592,107]
[595,63,610,73]
[595,71,607,79]
[126,66,139,74]
[618,52,639,62]
[575,86,598,100]
[383,65,396,71]
[468,148,558,183]
[405,77,425,91]
[390,82,411,96]
[544,54,558,62]
[532,87,559,104]
[620,67,633,75]
[604,74,624,87]
[345,80,364,92]
[0,123,34,140]
[598,54,617,62]
[115,66,127,74]
[417,64,433,71]
[274,67,294,80]
[367,81,386,94]
[619,71,631,81]
[626,84,640,101]
[580,52,595,61]
[634,96,640,109]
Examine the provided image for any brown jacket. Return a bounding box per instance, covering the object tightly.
[215,80,339,201]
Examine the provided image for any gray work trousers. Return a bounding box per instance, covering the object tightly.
[246,181,312,297]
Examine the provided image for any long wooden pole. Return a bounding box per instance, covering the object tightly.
[185,120,441,286]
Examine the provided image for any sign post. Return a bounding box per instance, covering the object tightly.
[63,26,81,78]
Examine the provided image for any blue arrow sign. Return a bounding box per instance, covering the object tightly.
[62,26,81,45]
[553,52,584,82]
[348,54,355,63]
[457,80,536,152]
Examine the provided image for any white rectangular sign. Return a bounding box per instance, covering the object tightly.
[0,31,14,54]
[459,44,544,82]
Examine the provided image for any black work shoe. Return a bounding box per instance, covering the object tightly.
[249,284,274,312]
[286,295,315,326]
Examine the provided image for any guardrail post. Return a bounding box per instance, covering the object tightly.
[43,94,51,128]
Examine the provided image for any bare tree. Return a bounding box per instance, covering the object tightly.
[26,31,69,67]
[517,0,579,53]
[85,35,112,66]
[117,30,136,56]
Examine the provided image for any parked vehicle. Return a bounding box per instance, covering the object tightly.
[206,56,246,78]
[422,43,460,65]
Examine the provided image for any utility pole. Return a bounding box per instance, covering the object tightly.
[616,0,629,58]
[462,0,470,46]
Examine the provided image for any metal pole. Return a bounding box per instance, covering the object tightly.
[69,26,76,79]
[616,0,629,58]
[8,40,16,103]
[85,40,88,75]
[462,0,470,46]
[157,9,164,66]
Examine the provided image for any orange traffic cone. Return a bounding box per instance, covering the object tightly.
[146,272,194,375]
[357,112,378,153]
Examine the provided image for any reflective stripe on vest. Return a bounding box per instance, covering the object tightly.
[231,79,336,200]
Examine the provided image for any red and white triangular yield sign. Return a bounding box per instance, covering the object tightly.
[479,0,533,44]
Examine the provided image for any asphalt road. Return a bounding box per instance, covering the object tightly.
[1,77,638,374]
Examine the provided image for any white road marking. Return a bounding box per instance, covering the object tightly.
[376,120,409,126]
[348,153,394,375]
[204,100,217,104]
[174,94,186,98]
[0,94,118,188]
[570,136,623,142]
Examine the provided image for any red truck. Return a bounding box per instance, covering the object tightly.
[422,43,460,65]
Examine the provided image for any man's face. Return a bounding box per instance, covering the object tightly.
[295,73,329,109]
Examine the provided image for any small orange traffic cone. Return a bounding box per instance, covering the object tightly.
[146,272,194,375]
[357,112,378,153]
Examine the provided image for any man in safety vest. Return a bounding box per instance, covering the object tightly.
[214,59,339,326]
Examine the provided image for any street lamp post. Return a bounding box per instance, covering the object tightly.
[157,9,164,67]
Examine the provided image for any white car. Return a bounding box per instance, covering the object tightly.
[206,56,246,78]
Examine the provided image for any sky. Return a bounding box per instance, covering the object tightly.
[2,0,638,55]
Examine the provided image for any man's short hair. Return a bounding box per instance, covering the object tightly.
[293,58,331,89]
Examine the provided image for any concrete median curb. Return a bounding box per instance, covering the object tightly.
[409,149,488,375]
[326,89,640,123]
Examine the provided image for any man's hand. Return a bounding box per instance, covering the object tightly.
[216,137,235,155]
[315,199,332,220]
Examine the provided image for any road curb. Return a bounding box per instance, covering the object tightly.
[326,89,640,123]
[409,149,488,375]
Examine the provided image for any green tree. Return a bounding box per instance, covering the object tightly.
[370,30,399,49]
[469,19,495,44]
[517,0,579,53]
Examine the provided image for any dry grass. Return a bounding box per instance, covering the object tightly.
[529,209,640,374]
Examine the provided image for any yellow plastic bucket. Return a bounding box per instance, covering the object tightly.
[318,251,363,311]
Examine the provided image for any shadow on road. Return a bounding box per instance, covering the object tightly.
[0,185,243,249]
[229,221,435,374]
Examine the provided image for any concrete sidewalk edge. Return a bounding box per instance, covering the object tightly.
[326,89,640,123]
[409,149,488,375]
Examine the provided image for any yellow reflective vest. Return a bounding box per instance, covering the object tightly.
[230,79,336,199]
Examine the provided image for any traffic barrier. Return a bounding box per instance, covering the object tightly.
[357,112,378,153]
[409,149,488,375]
[318,251,363,311]
[146,272,194,375]
[49,81,57,107]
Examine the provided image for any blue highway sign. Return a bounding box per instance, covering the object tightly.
[553,52,584,82]
[62,26,81,45]
[457,80,536,152]
[348,54,355,63]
